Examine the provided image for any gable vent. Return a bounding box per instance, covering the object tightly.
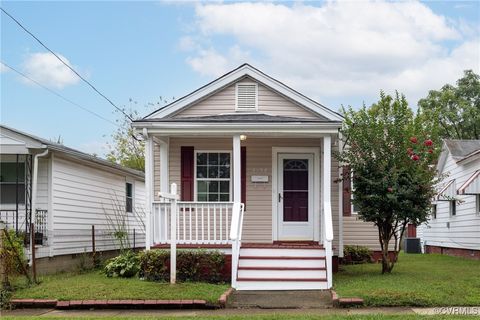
[236,83,258,111]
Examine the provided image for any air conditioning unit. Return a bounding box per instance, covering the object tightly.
[404,238,421,254]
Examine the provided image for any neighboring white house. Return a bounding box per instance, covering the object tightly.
[0,125,146,266]
[419,140,480,259]
[132,64,383,290]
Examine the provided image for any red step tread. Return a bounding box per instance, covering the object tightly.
[238,267,326,271]
[239,256,325,260]
[237,277,328,282]
[241,244,324,250]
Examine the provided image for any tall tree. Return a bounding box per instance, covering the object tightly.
[337,92,440,273]
[418,70,480,140]
[106,99,169,171]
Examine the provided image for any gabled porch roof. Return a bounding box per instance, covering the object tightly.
[142,64,343,122]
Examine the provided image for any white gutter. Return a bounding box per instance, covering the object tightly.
[134,123,341,136]
[29,148,48,265]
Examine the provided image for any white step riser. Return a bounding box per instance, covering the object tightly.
[239,258,325,269]
[235,281,329,291]
[238,269,326,279]
[240,248,325,257]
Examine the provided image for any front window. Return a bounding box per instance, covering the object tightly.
[449,200,456,216]
[0,159,26,205]
[476,195,480,216]
[196,152,231,202]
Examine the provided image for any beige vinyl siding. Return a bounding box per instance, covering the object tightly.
[173,78,318,119]
[343,215,382,251]
[161,137,341,250]
[51,155,145,256]
[418,154,480,250]
[331,154,340,255]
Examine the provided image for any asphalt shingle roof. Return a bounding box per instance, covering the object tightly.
[138,113,336,123]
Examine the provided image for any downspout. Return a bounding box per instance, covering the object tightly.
[30,148,48,265]
[31,148,49,215]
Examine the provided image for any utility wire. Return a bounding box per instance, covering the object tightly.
[1,7,133,122]
[1,61,121,128]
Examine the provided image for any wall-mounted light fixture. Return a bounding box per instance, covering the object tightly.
[240,134,247,141]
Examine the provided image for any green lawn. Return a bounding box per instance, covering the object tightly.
[334,253,480,307]
[12,271,229,304]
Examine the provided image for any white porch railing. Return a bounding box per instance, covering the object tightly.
[149,183,245,284]
[152,200,235,245]
[230,202,245,289]
[323,201,333,288]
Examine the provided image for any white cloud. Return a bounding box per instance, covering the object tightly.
[22,52,80,89]
[0,63,8,73]
[186,45,252,77]
[183,1,479,107]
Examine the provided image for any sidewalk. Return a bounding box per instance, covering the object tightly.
[1,306,418,318]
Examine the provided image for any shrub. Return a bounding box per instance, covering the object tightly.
[139,249,228,283]
[0,229,27,278]
[0,287,12,310]
[104,250,139,278]
[344,245,372,264]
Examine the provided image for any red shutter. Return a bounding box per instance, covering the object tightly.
[407,224,417,238]
[342,165,352,216]
[180,146,194,201]
[241,146,246,208]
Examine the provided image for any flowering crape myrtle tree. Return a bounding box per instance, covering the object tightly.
[337,92,439,273]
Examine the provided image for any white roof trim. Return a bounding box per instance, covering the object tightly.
[458,170,480,195]
[135,122,339,136]
[146,64,343,122]
[437,179,456,201]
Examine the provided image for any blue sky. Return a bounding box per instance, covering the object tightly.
[1,1,479,156]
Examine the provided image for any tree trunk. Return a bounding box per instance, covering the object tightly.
[379,223,394,274]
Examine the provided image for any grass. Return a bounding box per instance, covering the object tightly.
[334,252,480,307]
[12,271,229,304]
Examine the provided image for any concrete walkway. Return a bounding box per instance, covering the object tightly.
[1,307,424,317]
[229,290,333,309]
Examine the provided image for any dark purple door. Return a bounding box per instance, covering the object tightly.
[283,159,309,222]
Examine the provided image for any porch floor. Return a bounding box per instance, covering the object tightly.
[151,242,324,250]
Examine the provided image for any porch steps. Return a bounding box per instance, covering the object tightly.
[235,245,328,290]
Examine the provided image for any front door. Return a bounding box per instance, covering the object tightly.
[277,153,314,240]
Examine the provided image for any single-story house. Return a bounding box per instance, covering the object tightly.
[0,125,146,272]
[418,139,480,259]
[132,64,384,290]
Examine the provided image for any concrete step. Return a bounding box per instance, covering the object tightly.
[229,290,333,308]
[235,279,329,291]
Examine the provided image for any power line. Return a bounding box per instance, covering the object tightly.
[1,61,121,128]
[1,7,133,122]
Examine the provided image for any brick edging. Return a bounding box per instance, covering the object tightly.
[218,287,234,308]
[330,290,364,308]
[10,298,213,310]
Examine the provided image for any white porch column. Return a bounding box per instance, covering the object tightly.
[322,135,333,289]
[144,135,154,250]
[233,135,241,203]
[323,135,331,217]
[157,137,170,193]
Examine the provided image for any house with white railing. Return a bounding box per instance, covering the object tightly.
[132,64,381,290]
[0,125,145,271]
